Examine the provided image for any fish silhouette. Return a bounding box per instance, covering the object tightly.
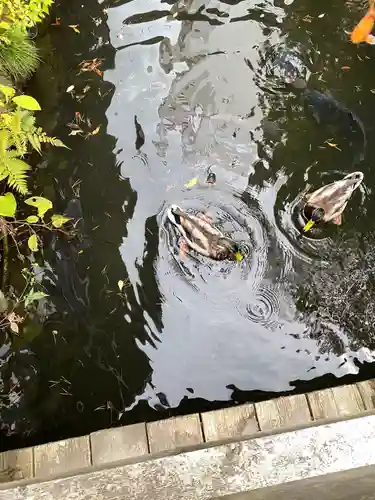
[134,115,145,150]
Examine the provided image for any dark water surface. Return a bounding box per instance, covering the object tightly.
[2,0,375,449]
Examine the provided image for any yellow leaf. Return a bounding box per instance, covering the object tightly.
[118,280,124,291]
[12,95,41,111]
[69,24,80,33]
[90,125,101,135]
[235,251,243,261]
[51,214,72,228]
[184,177,198,188]
[325,142,342,151]
[28,234,38,252]
[25,196,53,218]
[26,215,39,223]
[0,192,16,217]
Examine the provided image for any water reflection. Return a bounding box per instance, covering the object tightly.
[2,0,375,449]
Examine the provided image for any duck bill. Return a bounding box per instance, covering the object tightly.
[303,219,315,232]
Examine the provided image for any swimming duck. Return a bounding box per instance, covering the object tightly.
[302,171,364,233]
[167,204,242,261]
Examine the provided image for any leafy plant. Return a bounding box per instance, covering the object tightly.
[0,85,66,194]
[0,0,54,29]
[0,25,39,81]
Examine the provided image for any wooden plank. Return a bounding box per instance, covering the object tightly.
[256,394,311,431]
[90,423,149,466]
[34,436,91,478]
[356,380,375,410]
[332,384,365,416]
[147,414,203,454]
[308,389,339,420]
[0,447,33,481]
[202,404,259,442]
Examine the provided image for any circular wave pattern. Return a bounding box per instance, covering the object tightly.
[245,285,281,329]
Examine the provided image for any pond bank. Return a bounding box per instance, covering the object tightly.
[1,378,375,490]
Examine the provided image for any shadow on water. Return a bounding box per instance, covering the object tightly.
[2,0,375,449]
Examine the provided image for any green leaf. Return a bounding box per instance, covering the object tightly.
[24,290,48,308]
[28,234,38,252]
[184,177,198,188]
[12,95,41,111]
[25,196,52,217]
[0,192,16,217]
[51,214,72,228]
[28,133,41,154]
[26,215,39,223]
[51,138,68,148]
[0,84,15,102]
[21,113,36,132]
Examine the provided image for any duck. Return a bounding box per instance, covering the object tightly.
[302,172,364,233]
[167,204,243,261]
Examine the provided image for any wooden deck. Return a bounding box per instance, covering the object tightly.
[1,379,375,485]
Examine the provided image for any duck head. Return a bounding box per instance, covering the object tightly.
[302,171,364,233]
[167,205,243,261]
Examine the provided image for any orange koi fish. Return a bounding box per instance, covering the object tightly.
[351,0,375,44]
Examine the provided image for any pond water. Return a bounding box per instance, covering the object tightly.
[2,0,375,450]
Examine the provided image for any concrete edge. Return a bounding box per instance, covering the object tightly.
[3,414,375,499]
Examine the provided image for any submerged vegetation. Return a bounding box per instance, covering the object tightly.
[0,0,72,333]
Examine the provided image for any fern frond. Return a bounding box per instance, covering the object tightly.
[6,158,30,194]
[28,127,67,151]
[27,132,41,154]
[39,136,67,148]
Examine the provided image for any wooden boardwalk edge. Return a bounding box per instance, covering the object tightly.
[1,379,375,484]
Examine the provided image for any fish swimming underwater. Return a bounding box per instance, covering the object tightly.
[351,0,375,44]
[291,79,366,164]
[167,205,243,261]
[302,171,364,233]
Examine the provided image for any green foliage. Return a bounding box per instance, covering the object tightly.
[0,85,67,195]
[0,0,54,28]
[0,26,39,81]
[0,191,16,216]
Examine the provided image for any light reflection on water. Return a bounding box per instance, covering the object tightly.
[2,0,375,448]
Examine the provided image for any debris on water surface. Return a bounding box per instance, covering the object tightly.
[78,58,104,77]
[325,140,342,151]
[66,85,75,93]
[184,177,198,188]
[69,24,80,33]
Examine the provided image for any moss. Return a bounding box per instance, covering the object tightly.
[0,27,40,82]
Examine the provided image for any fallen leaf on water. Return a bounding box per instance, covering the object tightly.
[317,13,325,18]
[69,24,80,33]
[184,177,198,188]
[118,280,124,292]
[52,17,61,25]
[370,89,375,94]
[235,251,244,262]
[90,125,101,135]
[341,66,350,70]
[66,85,75,93]
[325,141,342,151]
[69,129,84,136]
[78,58,104,76]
